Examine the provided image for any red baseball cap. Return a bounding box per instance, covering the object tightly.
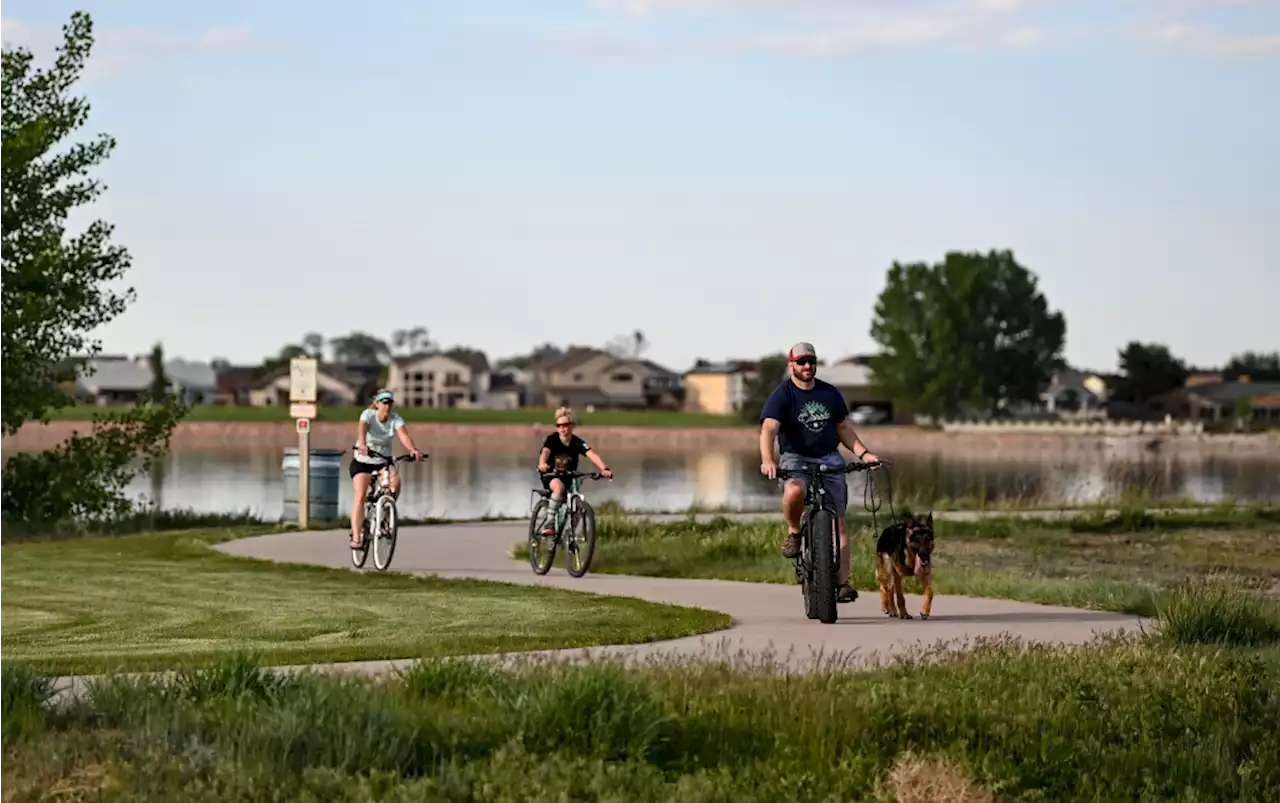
[789,342,817,361]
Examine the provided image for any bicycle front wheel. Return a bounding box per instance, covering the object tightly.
[564,499,597,578]
[372,496,398,571]
[809,508,839,624]
[527,498,556,575]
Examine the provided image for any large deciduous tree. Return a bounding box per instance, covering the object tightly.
[868,250,1066,419]
[1,12,188,526]
[1112,342,1189,405]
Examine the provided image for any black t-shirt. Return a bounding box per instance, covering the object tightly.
[760,378,850,457]
[542,433,591,473]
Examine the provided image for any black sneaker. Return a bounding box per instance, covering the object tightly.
[780,531,801,559]
[837,584,858,603]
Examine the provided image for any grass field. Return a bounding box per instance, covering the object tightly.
[5,606,1280,801]
[512,506,1280,617]
[41,403,749,428]
[0,528,732,676]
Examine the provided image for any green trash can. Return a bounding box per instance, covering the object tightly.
[282,448,343,523]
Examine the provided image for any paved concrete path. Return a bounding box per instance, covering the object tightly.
[210,512,1146,674]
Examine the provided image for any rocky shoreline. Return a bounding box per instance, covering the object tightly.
[3,420,1277,459]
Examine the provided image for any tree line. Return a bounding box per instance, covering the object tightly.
[735,258,1275,423]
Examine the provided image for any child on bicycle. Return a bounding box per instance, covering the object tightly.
[535,406,612,536]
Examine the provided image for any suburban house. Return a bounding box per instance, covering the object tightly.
[165,359,218,405]
[213,365,261,406]
[1041,369,1110,414]
[533,347,683,410]
[74,356,219,406]
[245,363,361,406]
[684,361,758,415]
[1151,376,1280,425]
[386,350,496,408]
[74,355,152,405]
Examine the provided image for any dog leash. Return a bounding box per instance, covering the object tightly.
[861,462,899,538]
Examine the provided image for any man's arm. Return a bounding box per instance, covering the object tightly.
[759,418,780,465]
[836,419,878,462]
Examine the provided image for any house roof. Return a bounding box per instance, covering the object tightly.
[489,373,520,391]
[1185,381,1280,404]
[540,346,607,375]
[686,360,757,375]
[246,362,361,391]
[391,351,473,372]
[444,348,491,374]
[165,359,216,389]
[78,357,152,392]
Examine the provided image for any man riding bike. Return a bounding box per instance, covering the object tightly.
[759,342,882,604]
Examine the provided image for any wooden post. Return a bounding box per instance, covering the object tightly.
[297,419,311,529]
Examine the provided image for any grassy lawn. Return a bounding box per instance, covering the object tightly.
[5,614,1280,801]
[41,404,749,428]
[512,507,1280,616]
[0,529,731,676]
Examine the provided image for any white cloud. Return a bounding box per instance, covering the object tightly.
[1144,22,1280,57]
[1,19,276,79]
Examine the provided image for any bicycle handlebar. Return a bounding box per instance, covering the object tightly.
[539,469,612,481]
[776,459,890,480]
[359,452,428,465]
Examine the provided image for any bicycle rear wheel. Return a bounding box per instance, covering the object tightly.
[527,499,557,575]
[564,499,597,578]
[372,496,398,571]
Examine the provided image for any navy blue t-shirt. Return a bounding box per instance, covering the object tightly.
[760,379,849,457]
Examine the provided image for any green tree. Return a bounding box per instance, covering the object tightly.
[1113,342,1188,405]
[147,343,170,402]
[868,250,1066,418]
[1223,351,1280,382]
[739,353,788,423]
[329,331,390,364]
[1,12,188,526]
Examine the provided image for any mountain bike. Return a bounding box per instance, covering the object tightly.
[351,452,424,571]
[778,459,887,624]
[527,470,611,578]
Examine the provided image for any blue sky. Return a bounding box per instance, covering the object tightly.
[4,0,1277,375]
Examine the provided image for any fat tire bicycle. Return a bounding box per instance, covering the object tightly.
[527,470,611,578]
[777,459,887,624]
[351,452,425,571]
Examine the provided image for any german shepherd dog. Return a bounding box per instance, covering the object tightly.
[875,513,936,620]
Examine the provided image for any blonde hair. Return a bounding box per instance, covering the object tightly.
[554,406,575,425]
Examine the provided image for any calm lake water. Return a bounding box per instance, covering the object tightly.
[129,447,1280,520]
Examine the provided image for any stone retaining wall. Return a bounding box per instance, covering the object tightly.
[4,420,1277,458]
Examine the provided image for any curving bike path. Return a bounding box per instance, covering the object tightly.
[212,511,1147,675]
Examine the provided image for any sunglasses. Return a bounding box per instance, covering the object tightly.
[556,421,573,428]
[793,357,816,367]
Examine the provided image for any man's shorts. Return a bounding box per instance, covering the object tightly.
[778,451,848,517]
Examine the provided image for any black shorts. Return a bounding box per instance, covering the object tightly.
[349,451,392,479]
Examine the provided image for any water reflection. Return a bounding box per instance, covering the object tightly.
[132,447,1280,520]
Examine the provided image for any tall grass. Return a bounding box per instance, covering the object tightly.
[5,635,1280,801]
[1156,576,1280,648]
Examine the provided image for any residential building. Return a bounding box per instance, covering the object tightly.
[1152,377,1280,425]
[387,351,490,408]
[245,363,361,406]
[535,347,682,410]
[75,355,152,405]
[1041,369,1110,413]
[164,359,218,405]
[684,361,758,415]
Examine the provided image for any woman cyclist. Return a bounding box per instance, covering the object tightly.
[350,389,423,549]
[535,406,612,536]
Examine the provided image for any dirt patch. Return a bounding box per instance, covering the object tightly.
[880,751,995,803]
